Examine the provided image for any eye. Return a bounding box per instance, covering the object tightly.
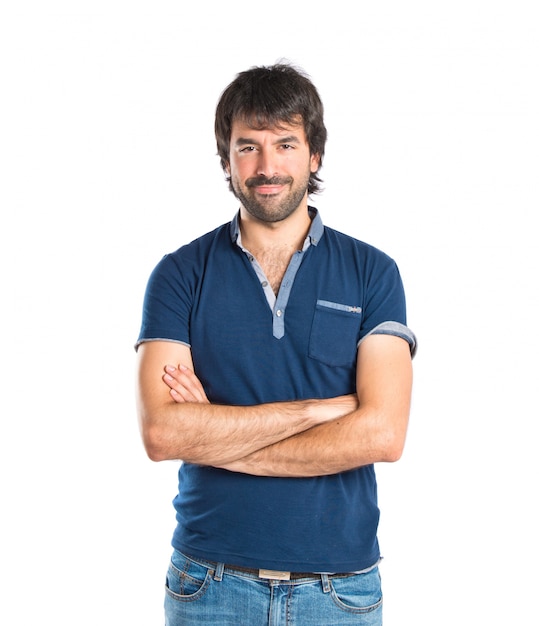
[238,146,256,153]
[280,144,294,150]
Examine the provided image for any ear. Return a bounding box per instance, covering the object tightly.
[310,153,321,173]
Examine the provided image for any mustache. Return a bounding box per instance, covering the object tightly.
[245,175,293,188]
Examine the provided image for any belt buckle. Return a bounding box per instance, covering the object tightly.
[258,569,291,581]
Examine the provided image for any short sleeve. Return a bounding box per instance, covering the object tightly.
[135,252,192,351]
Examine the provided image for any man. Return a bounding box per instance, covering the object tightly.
[135,63,416,625]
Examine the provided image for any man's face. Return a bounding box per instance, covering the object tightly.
[227,119,320,224]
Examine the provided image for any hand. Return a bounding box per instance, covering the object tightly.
[163,364,209,404]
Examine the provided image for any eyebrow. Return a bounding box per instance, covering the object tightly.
[234,135,302,147]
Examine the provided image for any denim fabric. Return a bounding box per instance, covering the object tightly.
[164,550,383,625]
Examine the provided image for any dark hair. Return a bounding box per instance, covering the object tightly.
[215,63,327,195]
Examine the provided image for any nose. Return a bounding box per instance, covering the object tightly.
[256,150,278,178]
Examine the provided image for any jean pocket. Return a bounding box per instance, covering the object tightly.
[165,551,213,601]
[329,568,383,614]
[309,300,362,367]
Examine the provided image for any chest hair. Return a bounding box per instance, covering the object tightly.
[255,247,296,295]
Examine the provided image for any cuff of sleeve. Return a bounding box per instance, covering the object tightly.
[359,321,417,358]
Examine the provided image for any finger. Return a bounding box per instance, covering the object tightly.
[163,365,208,403]
[162,373,200,402]
[173,364,208,397]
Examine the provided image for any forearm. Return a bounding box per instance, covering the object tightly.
[217,404,406,477]
[138,395,355,465]
[139,349,359,465]
[145,334,412,474]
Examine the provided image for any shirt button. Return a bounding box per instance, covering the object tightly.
[262,281,268,287]
[276,309,282,317]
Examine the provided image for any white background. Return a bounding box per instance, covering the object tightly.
[1,1,537,624]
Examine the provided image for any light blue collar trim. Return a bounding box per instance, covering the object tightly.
[229,206,324,245]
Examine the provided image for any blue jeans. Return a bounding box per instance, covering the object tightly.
[164,549,383,625]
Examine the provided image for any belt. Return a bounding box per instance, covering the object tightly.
[211,562,355,581]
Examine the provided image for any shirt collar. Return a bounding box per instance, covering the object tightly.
[230,206,324,247]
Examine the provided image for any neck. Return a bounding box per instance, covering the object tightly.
[239,204,312,253]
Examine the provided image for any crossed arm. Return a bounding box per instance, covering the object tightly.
[135,334,413,477]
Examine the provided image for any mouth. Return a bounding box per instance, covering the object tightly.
[246,175,292,195]
[253,184,285,195]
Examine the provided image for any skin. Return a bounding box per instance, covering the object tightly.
[228,117,319,226]
[135,118,413,477]
[160,334,412,477]
[136,340,360,469]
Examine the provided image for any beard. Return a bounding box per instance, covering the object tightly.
[231,170,311,223]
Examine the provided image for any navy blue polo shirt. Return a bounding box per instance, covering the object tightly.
[137,208,416,572]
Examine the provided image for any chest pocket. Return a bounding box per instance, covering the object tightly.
[308,299,362,367]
